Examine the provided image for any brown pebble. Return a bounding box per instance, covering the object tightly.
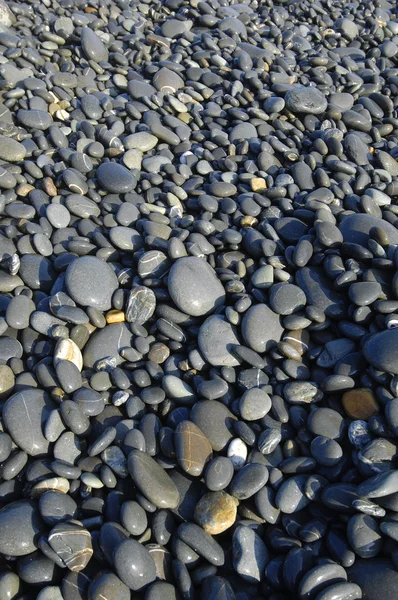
[342,388,379,420]
[194,491,238,535]
[106,310,125,324]
[251,177,267,192]
[282,329,310,357]
[148,342,170,364]
[175,420,212,477]
[241,216,258,228]
[42,177,57,196]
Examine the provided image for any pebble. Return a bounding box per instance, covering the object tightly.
[128,450,179,508]
[65,257,119,312]
[194,491,238,535]
[232,525,268,582]
[114,538,156,591]
[175,420,212,477]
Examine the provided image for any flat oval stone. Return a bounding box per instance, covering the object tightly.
[348,559,398,599]
[298,563,347,599]
[285,86,327,114]
[340,214,398,246]
[363,329,398,374]
[232,525,269,582]
[347,514,382,558]
[276,475,310,514]
[229,463,269,500]
[177,522,224,566]
[175,420,212,476]
[191,400,236,451]
[83,323,132,369]
[17,109,52,130]
[357,470,398,498]
[97,162,135,194]
[81,28,108,62]
[168,257,225,317]
[3,388,56,456]
[198,315,240,367]
[128,450,179,508]
[205,457,234,491]
[65,257,118,311]
[242,304,284,353]
[125,286,156,324]
[114,539,156,591]
[0,137,26,162]
[88,572,130,600]
[0,500,44,556]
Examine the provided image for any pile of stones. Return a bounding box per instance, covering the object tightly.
[1,0,398,597]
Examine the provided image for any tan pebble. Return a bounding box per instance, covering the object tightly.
[241,216,258,228]
[342,388,379,420]
[54,338,83,371]
[42,177,57,196]
[55,109,69,121]
[194,491,238,535]
[251,177,267,192]
[16,183,35,197]
[31,477,70,497]
[49,103,58,116]
[106,310,125,324]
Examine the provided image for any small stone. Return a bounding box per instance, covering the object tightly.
[125,286,156,325]
[0,500,44,557]
[194,492,238,535]
[227,438,247,470]
[54,338,83,371]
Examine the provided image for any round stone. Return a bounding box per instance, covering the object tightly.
[0,500,44,556]
[97,162,135,193]
[168,257,225,317]
[113,539,156,591]
[65,257,118,311]
[285,86,327,114]
[342,389,379,420]
[194,491,238,535]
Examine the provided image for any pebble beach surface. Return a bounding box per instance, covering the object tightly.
[1,0,398,597]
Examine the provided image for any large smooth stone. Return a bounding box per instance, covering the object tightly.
[285,86,327,114]
[83,323,132,369]
[348,559,398,599]
[168,257,225,317]
[128,450,179,508]
[191,400,236,452]
[296,267,347,318]
[3,388,56,456]
[0,500,44,556]
[65,256,118,311]
[242,303,284,353]
[363,329,398,374]
[80,28,108,62]
[198,315,240,367]
[340,214,398,247]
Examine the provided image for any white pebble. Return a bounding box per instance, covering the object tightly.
[227,438,247,470]
[112,391,130,406]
